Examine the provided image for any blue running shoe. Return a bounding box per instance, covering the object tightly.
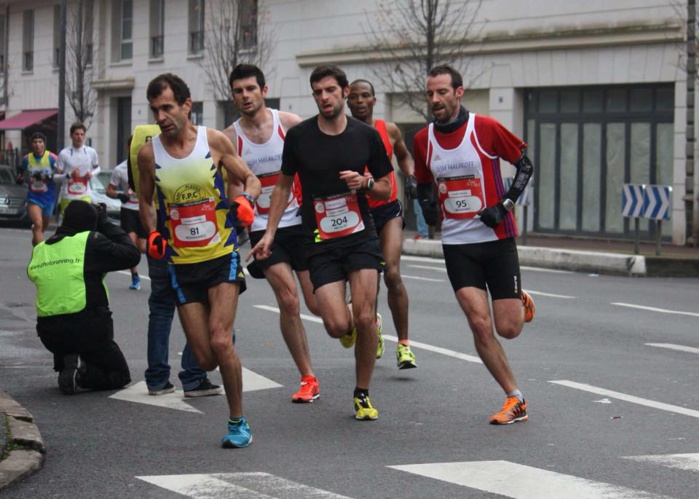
[129,274,141,290]
[221,417,253,448]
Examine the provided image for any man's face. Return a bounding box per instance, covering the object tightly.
[426,73,464,123]
[311,76,348,120]
[70,128,86,148]
[347,81,376,122]
[31,138,46,156]
[231,76,267,117]
[149,86,192,138]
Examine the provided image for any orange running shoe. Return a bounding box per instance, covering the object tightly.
[489,397,528,425]
[292,376,320,403]
[521,290,535,323]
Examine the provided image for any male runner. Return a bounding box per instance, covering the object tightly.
[107,152,146,290]
[138,73,261,447]
[18,132,59,246]
[347,79,418,369]
[56,123,100,215]
[250,64,393,420]
[223,64,320,403]
[414,65,536,425]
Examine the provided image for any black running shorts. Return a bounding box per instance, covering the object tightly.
[169,252,247,305]
[370,199,405,235]
[308,237,385,291]
[120,208,147,239]
[248,224,309,273]
[443,238,522,300]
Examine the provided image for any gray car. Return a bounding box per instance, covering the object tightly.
[0,165,29,225]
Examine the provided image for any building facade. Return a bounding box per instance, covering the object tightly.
[0,0,695,244]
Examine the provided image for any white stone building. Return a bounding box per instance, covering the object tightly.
[0,0,695,244]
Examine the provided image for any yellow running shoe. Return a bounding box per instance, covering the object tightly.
[375,313,384,359]
[489,397,528,425]
[339,327,357,348]
[396,344,417,369]
[354,394,378,420]
[521,290,535,323]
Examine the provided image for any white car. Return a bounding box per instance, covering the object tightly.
[90,170,122,219]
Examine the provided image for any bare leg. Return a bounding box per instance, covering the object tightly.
[379,217,409,342]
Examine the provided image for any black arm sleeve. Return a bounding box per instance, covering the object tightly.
[417,182,440,226]
[503,154,534,204]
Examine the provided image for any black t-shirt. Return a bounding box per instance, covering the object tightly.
[281,115,393,253]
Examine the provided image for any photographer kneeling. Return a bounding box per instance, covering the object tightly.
[27,201,141,394]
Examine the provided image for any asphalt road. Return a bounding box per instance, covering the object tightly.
[1,226,698,498]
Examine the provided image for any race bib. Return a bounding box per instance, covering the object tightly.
[30,178,48,193]
[437,176,485,219]
[314,192,364,241]
[67,177,88,196]
[256,171,297,215]
[169,198,219,248]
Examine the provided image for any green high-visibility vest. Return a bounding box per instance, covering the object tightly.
[27,232,107,317]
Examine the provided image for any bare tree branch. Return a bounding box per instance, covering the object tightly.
[198,0,275,111]
[363,0,486,121]
[65,0,97,129]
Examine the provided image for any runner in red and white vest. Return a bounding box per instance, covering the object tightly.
[347,79,418,370]
[413,65,536,426]
[223,64,320,404]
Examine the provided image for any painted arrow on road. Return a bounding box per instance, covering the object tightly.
[110,368,282,412]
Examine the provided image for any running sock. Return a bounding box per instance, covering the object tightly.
[354,388,369,398]
[228,417,243,425]
[507,389,523,402]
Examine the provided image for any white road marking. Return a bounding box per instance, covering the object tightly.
[389,461,663,498]
[521,266,573,274]
[401,274,445,282]
[116,270,151,281]
[408,264,447,272]
[402,255,445,264]
[255,305,482,364]
[623,453,699,473]
[137,472,351,498]
[549,380,699,418]
[527,290,574,299]
[612,302,699,318]
[645,343,699,355]
[110,381,202,413]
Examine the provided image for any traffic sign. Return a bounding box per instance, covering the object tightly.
[643,184,672,220]
[622,184,644,218]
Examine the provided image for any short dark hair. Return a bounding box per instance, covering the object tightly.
[147,73,191,105]
[349,79,375,96]
[229,64,266,90]
[310,65,349,89]
[30,132,47,143]
[69,123,86,135]
[428,65,463,90]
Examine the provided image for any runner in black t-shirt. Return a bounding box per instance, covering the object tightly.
[250,64,393,421]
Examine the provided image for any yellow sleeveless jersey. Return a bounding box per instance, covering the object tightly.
[152,126,237,265]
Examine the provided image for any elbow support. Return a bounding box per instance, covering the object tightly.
[504,154,534,203]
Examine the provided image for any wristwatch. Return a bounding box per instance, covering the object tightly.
[502,198,515,212]
[366,178,375,191]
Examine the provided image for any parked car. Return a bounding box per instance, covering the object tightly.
[0,165,30,225]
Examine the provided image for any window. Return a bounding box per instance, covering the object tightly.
[119,1,133,60]
[188,0,205,54]
[150,0,165,58]
[191,102,204,125]
[240,0,258,50]
[0,14,6,73]
[85,0,95,66]
[23,10,34,71]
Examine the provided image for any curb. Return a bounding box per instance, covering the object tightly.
[403,239,648,276]
[0,391,45,492]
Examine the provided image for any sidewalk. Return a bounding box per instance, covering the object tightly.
[0,391,45,491]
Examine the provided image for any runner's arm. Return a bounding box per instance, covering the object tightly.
[248,173,294,261]
[137,143,158,234]
[387,122,414,178]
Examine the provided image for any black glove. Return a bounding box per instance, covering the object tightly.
[478,202,507,228]
[32,172,43,181]
[118,193,130,203]
[404,175,418,200]
[16,174,24,185]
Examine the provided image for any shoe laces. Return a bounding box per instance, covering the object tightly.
[500,396,522,413]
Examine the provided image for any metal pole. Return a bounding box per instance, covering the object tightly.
[522,205,528,246]
[656,220,662,256]
[687,0,697,246]
[634,218,640,255]
[57,0,67,151]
